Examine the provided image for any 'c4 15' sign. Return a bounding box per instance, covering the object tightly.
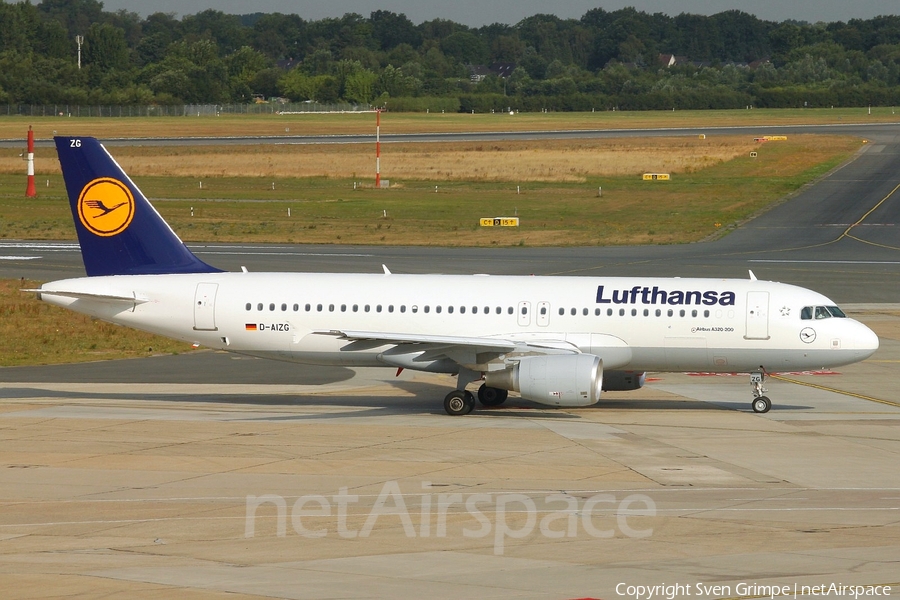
[480,217,520,227]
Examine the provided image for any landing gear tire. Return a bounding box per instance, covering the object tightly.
[752,396,772,414]
[444,390,476,416]
[477,384,508,407]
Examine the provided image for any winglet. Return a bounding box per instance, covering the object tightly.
[382,264,391,275]
[54,136,221,277]
[748,270,757,281]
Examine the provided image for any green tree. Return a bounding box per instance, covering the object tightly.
[83,22,129,72]
[370,10,420,50]
[344,69,377,103]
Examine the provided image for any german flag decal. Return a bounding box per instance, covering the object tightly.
[245,324,258,331]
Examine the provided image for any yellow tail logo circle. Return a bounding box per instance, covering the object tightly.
[77,178,135,237]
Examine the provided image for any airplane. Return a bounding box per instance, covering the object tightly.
[28,136,880,416]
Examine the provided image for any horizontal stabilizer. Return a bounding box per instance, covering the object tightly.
[22,288,148,304]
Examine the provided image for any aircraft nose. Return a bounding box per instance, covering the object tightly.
[853,320,880,358]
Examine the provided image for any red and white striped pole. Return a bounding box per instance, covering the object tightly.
[25,125,36,198]
[375,109,381,189]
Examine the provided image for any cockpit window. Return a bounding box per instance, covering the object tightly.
[803,305,848,320]
[826,305,846,318]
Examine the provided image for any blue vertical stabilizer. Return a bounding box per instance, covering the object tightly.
[54,136,221,276]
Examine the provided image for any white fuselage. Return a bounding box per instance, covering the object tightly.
[39,272,879,374]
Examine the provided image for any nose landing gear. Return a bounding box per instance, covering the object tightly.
[750,369,771,413]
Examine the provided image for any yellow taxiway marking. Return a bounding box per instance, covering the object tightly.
[772,374,900,408]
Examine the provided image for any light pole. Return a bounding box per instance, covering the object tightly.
[75,35,83,69]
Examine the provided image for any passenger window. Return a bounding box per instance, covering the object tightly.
[341,304,346,312]
[305,303,311,312]
[293,304,299,312]
[472,306,478,314]
[521,306,527,315]
[570,308,576,316]
[583,308,588,316]
[329,304,334,312]
[412,306,417,313]
[692,309,697,317]
[448,306,454,314]
[594,308,600,316]
[281,303,287,311]
[607,309,613,316]
[643,309,649,317]
[269,303,275,311]
[245,303,251,311]
[353,304,358,312]
[401,305,406,313]
[631,309,637,316]
[365,305,370,312]
[389,305,394,313]
[815,306,830,319]
[436,306,441,313]
[317,304,323,312]
[377,305,382,313]
[507,307,513,315]
[656,309,661,317]
[703,310,709,317]
[424,306,430,313]
[257,303,263,311]
[559,308,565,316]
[679,309,685,317]
[485,307,490,314]
[667,309,673,317]
[496,307,501,314]
[459,306,465,314]
[619,308,625,316]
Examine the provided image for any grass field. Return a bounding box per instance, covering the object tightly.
[0,134,862,246]
[0,107,897,141]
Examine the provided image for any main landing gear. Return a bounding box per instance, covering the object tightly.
[750,369,772,413]
[443,369,509,415]
[477,383,508,407]
[443,389,475,416]
[443,385,509,415]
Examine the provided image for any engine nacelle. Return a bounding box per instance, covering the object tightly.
[602,370,646,391]
[485,354,603,407]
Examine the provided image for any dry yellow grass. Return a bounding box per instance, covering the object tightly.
[7,137,758,183]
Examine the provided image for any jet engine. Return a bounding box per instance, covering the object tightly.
[602,370,646,391]
[485,354,602,407]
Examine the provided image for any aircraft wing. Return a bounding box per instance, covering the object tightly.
[313,329,580,370]
[316,329,517,351]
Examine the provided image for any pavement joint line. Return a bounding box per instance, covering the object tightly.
[6,487,900,504]
[5,506,900,529]
[770,374,900,408]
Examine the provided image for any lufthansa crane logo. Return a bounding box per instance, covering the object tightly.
[77,178,135,237]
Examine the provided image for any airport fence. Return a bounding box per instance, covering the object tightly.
[2,102,373,118]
